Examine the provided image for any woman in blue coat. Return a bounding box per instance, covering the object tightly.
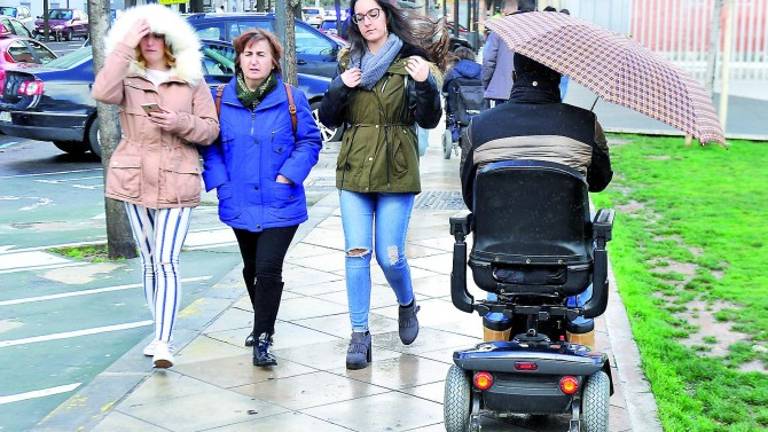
[201,29,322,367]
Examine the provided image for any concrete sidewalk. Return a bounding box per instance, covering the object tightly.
[35,140,662,432]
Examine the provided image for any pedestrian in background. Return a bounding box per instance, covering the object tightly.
[92,4,219,369]
[200,29,322,368]
[481,0,536,106]
[319,0,442,370]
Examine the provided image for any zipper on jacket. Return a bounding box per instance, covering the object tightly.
[250,108,256,135]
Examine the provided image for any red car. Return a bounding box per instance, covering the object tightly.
[0,23,56,98]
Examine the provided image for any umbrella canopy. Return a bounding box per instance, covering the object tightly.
[485,12,725,144]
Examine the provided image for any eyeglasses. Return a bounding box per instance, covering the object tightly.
[352,8,381,25]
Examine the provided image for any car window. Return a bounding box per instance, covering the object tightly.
[7,40,34,63]
[27,40,57,64]
[295,24,334,56]
[201,44,235,76]
[196,24,223,41]
[49,10,73,20]
[0,7,16,17]
[229,20,269,39]
[0,17,11,33]
[44,46,90,69]
[10,19,30,37]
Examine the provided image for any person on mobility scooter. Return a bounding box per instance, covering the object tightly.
[444,53,614,432]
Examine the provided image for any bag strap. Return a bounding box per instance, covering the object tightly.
[215,84,225,116]
[215,82,297,137]
[284,82,297,136]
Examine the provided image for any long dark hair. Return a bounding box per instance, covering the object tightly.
[347,0,448,70]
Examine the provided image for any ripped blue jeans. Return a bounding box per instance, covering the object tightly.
[340,190,416,332]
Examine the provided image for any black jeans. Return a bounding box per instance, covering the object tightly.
[233,225,298,336]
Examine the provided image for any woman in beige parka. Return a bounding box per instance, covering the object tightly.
[92,4,219,369]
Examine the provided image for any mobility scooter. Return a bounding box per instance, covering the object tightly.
[443,160,615,432]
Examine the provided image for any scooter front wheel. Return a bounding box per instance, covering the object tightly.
[444,364,472,432]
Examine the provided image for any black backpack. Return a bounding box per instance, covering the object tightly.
[448,77,485,126]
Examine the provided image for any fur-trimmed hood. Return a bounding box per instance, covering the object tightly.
[105,4,203,85]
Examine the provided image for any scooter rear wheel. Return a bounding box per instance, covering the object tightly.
[444,364,472,432]
[581,370,610,432]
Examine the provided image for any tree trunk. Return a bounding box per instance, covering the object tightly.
[43,0,49,41]
[88,0,138,260]
[256,0,266,11]
[276,0,300,86]
[705,0,724,97]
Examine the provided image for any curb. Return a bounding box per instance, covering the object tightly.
[605,262,664,432]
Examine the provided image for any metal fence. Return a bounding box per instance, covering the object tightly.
[540,0,768,81]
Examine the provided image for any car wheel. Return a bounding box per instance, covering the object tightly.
[86,117,102,158]
[53,140,87,155]
[310,100,342,142]
[65,29,73,41]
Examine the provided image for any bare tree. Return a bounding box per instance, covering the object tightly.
[87,0,137,259]
[275,0,300,86]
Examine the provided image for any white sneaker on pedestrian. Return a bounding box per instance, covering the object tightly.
[152,341,174,369]
[143,339,160,357]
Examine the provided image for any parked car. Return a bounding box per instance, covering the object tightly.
[0,22,57,102]
[0,15,33,38]
[0,6,34,32]
[0,39,340,157]
[301,7,324,26]
[34,8,89,42]
[186,12,344,79]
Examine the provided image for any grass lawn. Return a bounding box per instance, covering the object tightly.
[592,135,768,431]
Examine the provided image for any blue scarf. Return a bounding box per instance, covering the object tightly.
[352,33,404,90]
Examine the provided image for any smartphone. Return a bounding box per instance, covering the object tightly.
[141,103,162,115]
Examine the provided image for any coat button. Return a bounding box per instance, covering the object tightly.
[254,186,259,190]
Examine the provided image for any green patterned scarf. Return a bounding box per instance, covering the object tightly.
[236,72,277,109]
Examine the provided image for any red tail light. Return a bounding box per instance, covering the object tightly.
[559,376,579,395]
[514,361,538,371]
[0,69,5,92]
[17,79,44,96]
[3,51,12,63]
[472,371,494,390]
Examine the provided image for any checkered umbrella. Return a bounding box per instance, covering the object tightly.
[486,12,725,144]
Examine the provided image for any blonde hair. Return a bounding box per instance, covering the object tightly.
[135,38,176,69]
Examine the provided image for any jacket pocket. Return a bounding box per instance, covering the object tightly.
[216,182,240,221]
[161,161,202,204]
[108,156,141,198]
[268,182,304,220]
[392,138,409,175]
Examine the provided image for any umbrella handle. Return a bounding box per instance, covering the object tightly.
[590,96,599,112]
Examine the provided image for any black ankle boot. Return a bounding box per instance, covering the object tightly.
[244,332,255,347]
[253,332,277,367]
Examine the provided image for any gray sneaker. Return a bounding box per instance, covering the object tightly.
[398,301,420,345]
[346,331,372,370]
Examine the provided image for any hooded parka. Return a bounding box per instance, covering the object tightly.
[318,44,441,194]
[92,4,219,209]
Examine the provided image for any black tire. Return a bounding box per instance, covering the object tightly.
[444,364,471,432]
[86,117,102,158]
[443,129,453,159]
[310,100,342,142]
[53,140,87,155]
[581,371,610,432]
[65,29,73,41]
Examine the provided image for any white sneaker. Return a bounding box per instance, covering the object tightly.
[152,341,174,369]
[143,339,160,357]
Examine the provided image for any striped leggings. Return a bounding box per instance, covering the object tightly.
[125,203,192,343]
